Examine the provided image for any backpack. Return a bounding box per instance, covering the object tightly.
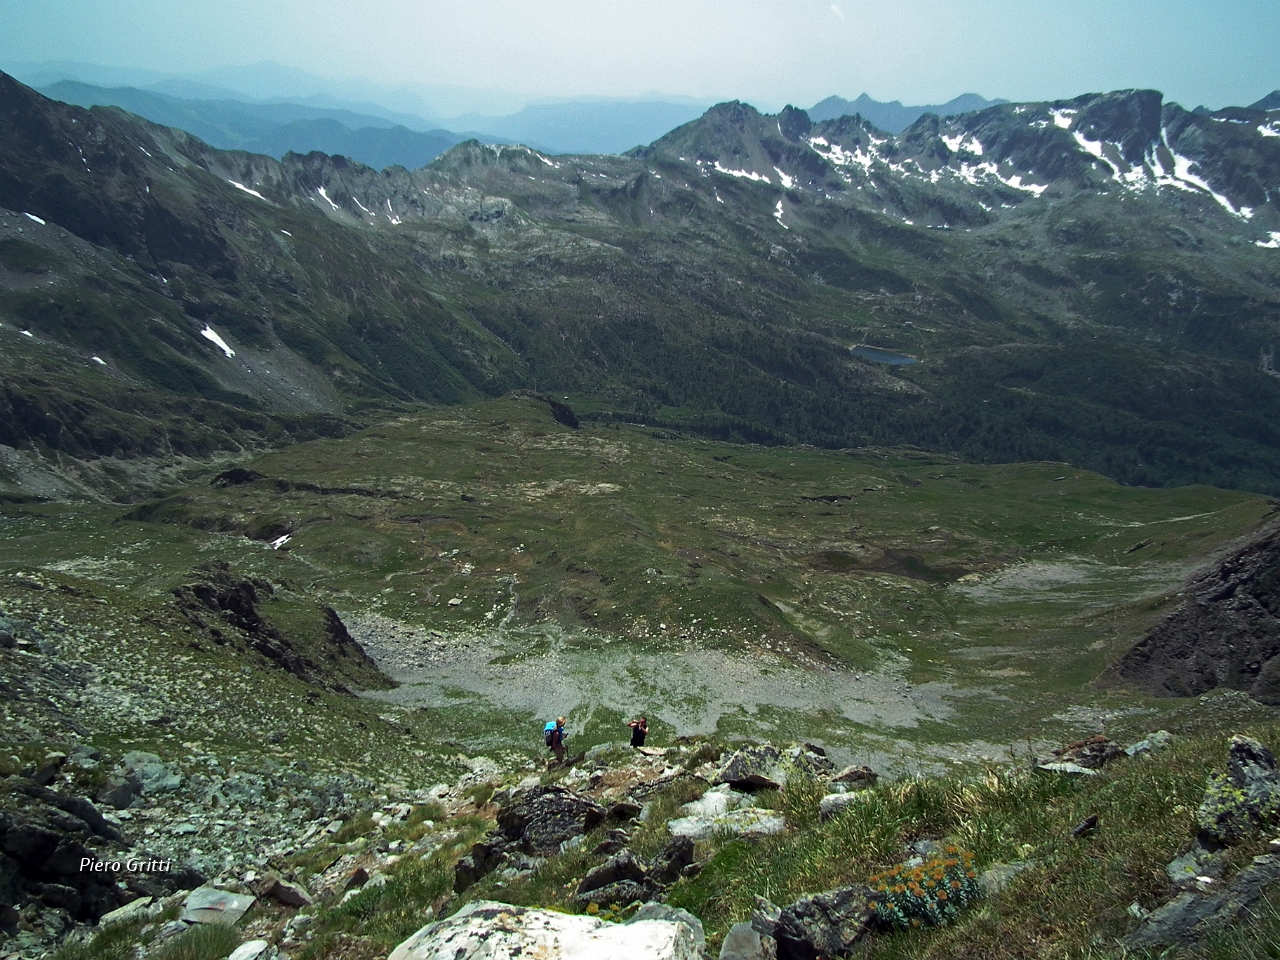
[544,720,558,746]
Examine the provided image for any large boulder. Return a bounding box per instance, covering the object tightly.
[387,900,701,960]
[627,903,706,955]
[1127,853,1280,950]
[496,786,606,857]
[771,887,872,960]
[0,782,132,922]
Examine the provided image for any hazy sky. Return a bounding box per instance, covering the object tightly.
[1,0,1276,112]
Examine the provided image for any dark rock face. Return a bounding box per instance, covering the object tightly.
[0,777,195,924]
[171,560,385,693]
[650,835,695,886]
[1109,522,1280,702]
[453,838,508,893]
[772,886,872,960]
[495,785,606,857]
[576,850,650,897]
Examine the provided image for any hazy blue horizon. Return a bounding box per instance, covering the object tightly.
[1,0,1276,118]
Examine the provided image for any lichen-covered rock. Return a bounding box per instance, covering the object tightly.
[1197,736,1280,844]
[387,900,700,960]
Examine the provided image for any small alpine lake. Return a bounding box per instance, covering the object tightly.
[851,345,920,365]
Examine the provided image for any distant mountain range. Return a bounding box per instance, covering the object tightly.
[35,79,712,164]
[38,80,468,171]
[807,93,1009,132]
[3,68,1280,501]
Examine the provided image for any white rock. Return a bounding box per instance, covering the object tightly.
[181,886,255,925]
[1035,761,1098,776]
[818,792,869,820]
[680,784,753,819]
[388,900,700,959]
[227,940,271,960]
[668,807,786,841]
[98,896,153,926]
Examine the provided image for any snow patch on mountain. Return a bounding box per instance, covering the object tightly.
[808,137,875,175]
[1052,109,1076,129]
[1260,123,1280,138]
[941,133,983,155]
[774,167,796,189]
[23,213,45,225]
[227,180,266,201]
[317,187,340,211]
[200,325,235,358]
[1257,231,1280,249]
[773,199,789,229]
[714,162,770,183]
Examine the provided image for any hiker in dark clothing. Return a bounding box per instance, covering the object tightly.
[548,716,567,763]
[628,716,649,748]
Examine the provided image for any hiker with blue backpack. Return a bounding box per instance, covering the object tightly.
[544,716,567,763]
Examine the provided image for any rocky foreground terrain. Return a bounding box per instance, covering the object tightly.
[10,720,1280,959]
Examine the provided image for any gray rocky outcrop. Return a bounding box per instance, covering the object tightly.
[1127,853,1280,950]
[455,785,605,891]
[0,777,202,932]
